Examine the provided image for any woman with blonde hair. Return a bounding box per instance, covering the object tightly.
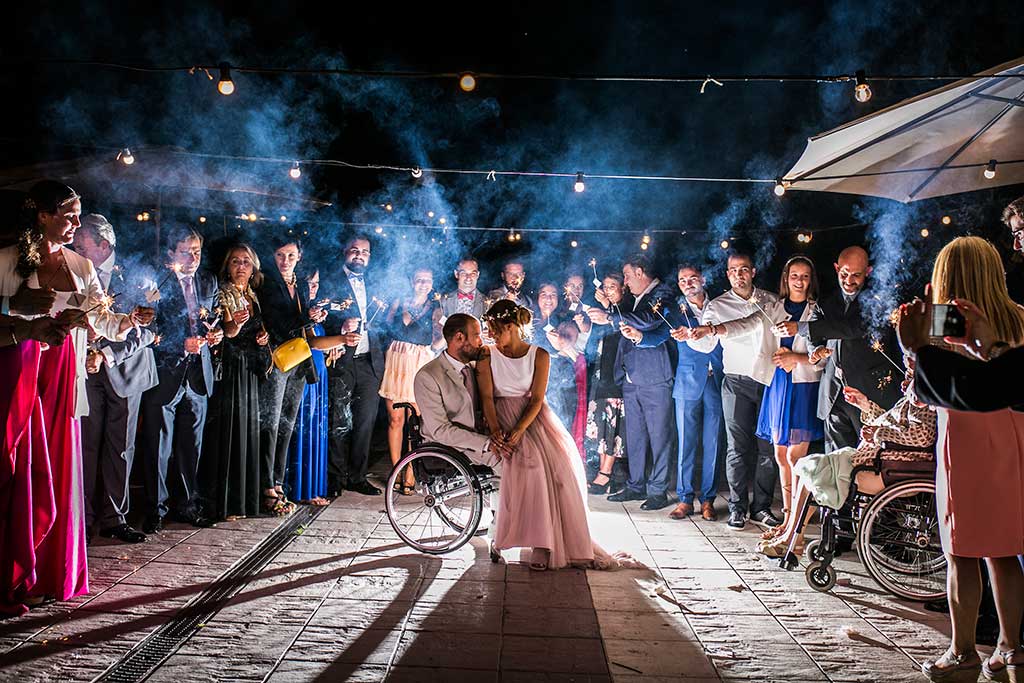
[919,236,1024,683]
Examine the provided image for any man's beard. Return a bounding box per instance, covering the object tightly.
[462,344,484,362]
[347,260,367,274]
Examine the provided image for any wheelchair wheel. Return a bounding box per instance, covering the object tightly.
[805,539,827,563]
[385,446,483,555]
[806,561,837,592]
[857,479,946,602]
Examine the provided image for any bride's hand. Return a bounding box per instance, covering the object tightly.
[505,428,524,449]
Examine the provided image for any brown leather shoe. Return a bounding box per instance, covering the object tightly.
[668,502,693,520]
[701,501,717,521]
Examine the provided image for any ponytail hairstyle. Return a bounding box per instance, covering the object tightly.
[482,299,533,340]
[17,180,80,278]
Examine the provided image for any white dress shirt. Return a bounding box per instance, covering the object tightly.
[96,250,117,291]
[345,266,370,355]
[688,287,780,385]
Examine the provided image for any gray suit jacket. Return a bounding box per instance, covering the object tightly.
[413,354,499,470]
[94,264,159,398]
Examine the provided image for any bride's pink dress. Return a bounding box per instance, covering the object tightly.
[489,345,634,570]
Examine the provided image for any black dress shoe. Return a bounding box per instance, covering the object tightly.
[99,524,147,544]
[170,512,217,528]
[607,489,646,503]
[640,495,670,511]
[751,509,784,527]
[346,480,382,496]
[142,516,163,534]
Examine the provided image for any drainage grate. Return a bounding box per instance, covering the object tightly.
[94,505,324,683]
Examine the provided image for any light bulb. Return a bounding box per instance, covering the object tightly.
[217,62,235,96]
[385,203,393,212]
[773,180,786,197]
[570,240,578,248]
[941,215,952,225]
[375,226,383,234]
[804,232,812,243]
[720,240,730,250]
[515,232,522,241]
[411,168,423,179]
[427,211,435,218]
[136,213,144,222]
[640,242,648,250]
[642,234,651,244]
[984,160,997,180]
[920,228,930,237]
[289,162,301,179]
[854,70,871,103]
[439,217,446,225]
[280,215,287,222]
[247,212,257,222]
[507,231,515,242]
[573,172,585,193]
[198,216,206,223]
[141,212,150,221]
[459,73,477,92]
[121,148,135,165]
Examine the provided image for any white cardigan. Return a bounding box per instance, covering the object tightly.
[0,245,130,417]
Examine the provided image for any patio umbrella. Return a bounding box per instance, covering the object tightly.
[783,56,1024,202]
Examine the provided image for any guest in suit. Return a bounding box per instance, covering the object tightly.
[487,259,534,312]
[687,250,781,530]
[583,272,632,495]
[664,264,725,522]
[604,252,676,511]
[776,246,903,451]
[432,256,485,350]
[73,214,157,543]
[322,234,385,497]
[140,226,222,532]
[380,267,437,494]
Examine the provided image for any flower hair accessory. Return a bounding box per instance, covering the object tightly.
[22,198,36,210]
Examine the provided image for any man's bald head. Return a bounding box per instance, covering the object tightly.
[834,246,872,296]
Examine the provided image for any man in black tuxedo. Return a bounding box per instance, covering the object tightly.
[778,246,903,450]
[74,214,157,543]
[596,252,676,511]
[140,226,222,532]
[323,234,385,496]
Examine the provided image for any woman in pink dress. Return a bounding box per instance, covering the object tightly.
[919,237,1024,683]
[476,300,634,571]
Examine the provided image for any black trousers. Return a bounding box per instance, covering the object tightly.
[824,397,862,451]
[721,374,777,516]
[141,380,207,519]
[81,370,142,528]
[259,364,306,490]
[327,355,380,490]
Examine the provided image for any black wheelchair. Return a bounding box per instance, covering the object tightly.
[780,443,947,602]
[383,403,499,555]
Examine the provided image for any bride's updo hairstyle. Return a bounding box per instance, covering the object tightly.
[483,299,533,340]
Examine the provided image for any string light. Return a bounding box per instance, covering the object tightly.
[941,215,952,225]
[427,211,435,218]
[247,212,257,222]
[773,179,786,196]
[198,216,206,223]
[385,203,393,211]
[439,217,447,225]
[136,213,145,222]
[574,172,585,193]
[642,233,651,244]
[119,147,135,165]
[217,62,235,96]
[507,228,515,242]
[289,161,301,179]
[514,232,522,241]
[280,215,287,222]
[570,240,578,248]
[984,159,997,179]
[640,242,649,250]
[411,168,423,179]
[459,73,477,92]
[920,228,930,237]
[375,225,384,234]
[720,239,730,250]
[854,69,872,102]
[142,212,150,221]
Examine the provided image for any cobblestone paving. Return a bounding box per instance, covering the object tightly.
[0,483,965,682]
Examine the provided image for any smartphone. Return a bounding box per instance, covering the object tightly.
[930,304,966,338]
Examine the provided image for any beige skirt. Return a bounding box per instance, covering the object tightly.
[379,340,435,403]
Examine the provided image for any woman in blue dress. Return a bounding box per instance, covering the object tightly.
[287,268,330,506]
[755,256,826,551]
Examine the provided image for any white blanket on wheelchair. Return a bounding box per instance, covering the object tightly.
[792,447,858,509]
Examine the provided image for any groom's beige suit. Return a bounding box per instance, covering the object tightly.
[413,353,502,473]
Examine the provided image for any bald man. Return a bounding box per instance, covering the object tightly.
[780,246,903,450]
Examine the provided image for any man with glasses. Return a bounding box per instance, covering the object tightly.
[434,256,485,349]
[686,251,780,530]
[323,234,385,497]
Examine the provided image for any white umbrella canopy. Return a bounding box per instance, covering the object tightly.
[783,57,1024,203]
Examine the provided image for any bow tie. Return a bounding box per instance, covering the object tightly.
[457,291,474,300]
[348,273,364,282]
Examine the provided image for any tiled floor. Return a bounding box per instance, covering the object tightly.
[0,484,960,682]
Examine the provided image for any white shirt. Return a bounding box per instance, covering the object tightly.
[96,250,116,291]
[689,287,780,385]
[631,278,660,311]
[443,350,470,375]
[345,266,370,355]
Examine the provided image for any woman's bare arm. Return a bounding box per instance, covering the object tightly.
[476,353,503,438]
[509,348,550,443]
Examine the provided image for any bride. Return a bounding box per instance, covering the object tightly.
[477,300,635,571]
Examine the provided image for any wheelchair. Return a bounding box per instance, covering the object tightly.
[780,443,947,602]
[383,403,499,555]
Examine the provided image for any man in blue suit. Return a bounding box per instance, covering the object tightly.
[666,265,724,521]
[140,226,222,532]
[598,253,677,511]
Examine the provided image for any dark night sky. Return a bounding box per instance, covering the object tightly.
[4,0,1024,302]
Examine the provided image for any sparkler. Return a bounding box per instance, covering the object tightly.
[366,297,388,327]
[564,285,584,311]
[745,292,776,325]
[678,301,693,327]
[146,262,184,303]
[588,258,602,288]
[870,338,907,376]
[649,300,673,327]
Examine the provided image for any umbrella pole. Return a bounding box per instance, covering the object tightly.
[154,188,162,260]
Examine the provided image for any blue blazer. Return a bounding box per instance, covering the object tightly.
[148,269,219,400]
[639,297,724,401]
[613,282,676,387]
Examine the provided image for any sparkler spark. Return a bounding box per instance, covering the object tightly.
[589,258,602,288]
[870,338,907,376]
[650,300,673,326]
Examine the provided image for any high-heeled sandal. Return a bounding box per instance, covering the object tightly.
[983,647,1022,683]
[922,650,982,682]
[529,548,549,571]
[759,537,803,559]
[588,471,614,495]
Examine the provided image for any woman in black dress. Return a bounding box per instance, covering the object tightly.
[202,243,270,520]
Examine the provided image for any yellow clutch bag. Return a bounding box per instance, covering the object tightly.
[272,337,312,373]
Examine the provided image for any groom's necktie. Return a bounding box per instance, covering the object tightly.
[461,365,484,432]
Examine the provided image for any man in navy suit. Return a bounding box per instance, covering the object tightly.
[666,264,724,521]
[322,234,385,497]
[598,252,676,511]
[140,226,222,532]
[74,214,159,543]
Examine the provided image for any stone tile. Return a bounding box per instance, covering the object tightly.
[29,608,166,647]
[595,609,699,641]
[177,619,306,663]
[328,572,423,602]
[506,564,589,585]
[405,600,501,634]
[499,635,607,674]
[117,559,220,589]
[392,630,501,670]
[503,605,600,638]
[504,581,596,610]
[286,626,401,665]
[414,578,504,605]
[306,598,413,632]
[653,552,734,571]
[686,613,796,646]
[1,639,134,681]
[387,666,499,682]
[587,584,682,613]
[707,643,827,681]
[502,674,612,683]
[145,653,270,681]
[642,535,719,553]
[268,660,387,682]
[216,594,323,624]
[659,571,772,616]
[75,581,191,616]
[603,638,717,677]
